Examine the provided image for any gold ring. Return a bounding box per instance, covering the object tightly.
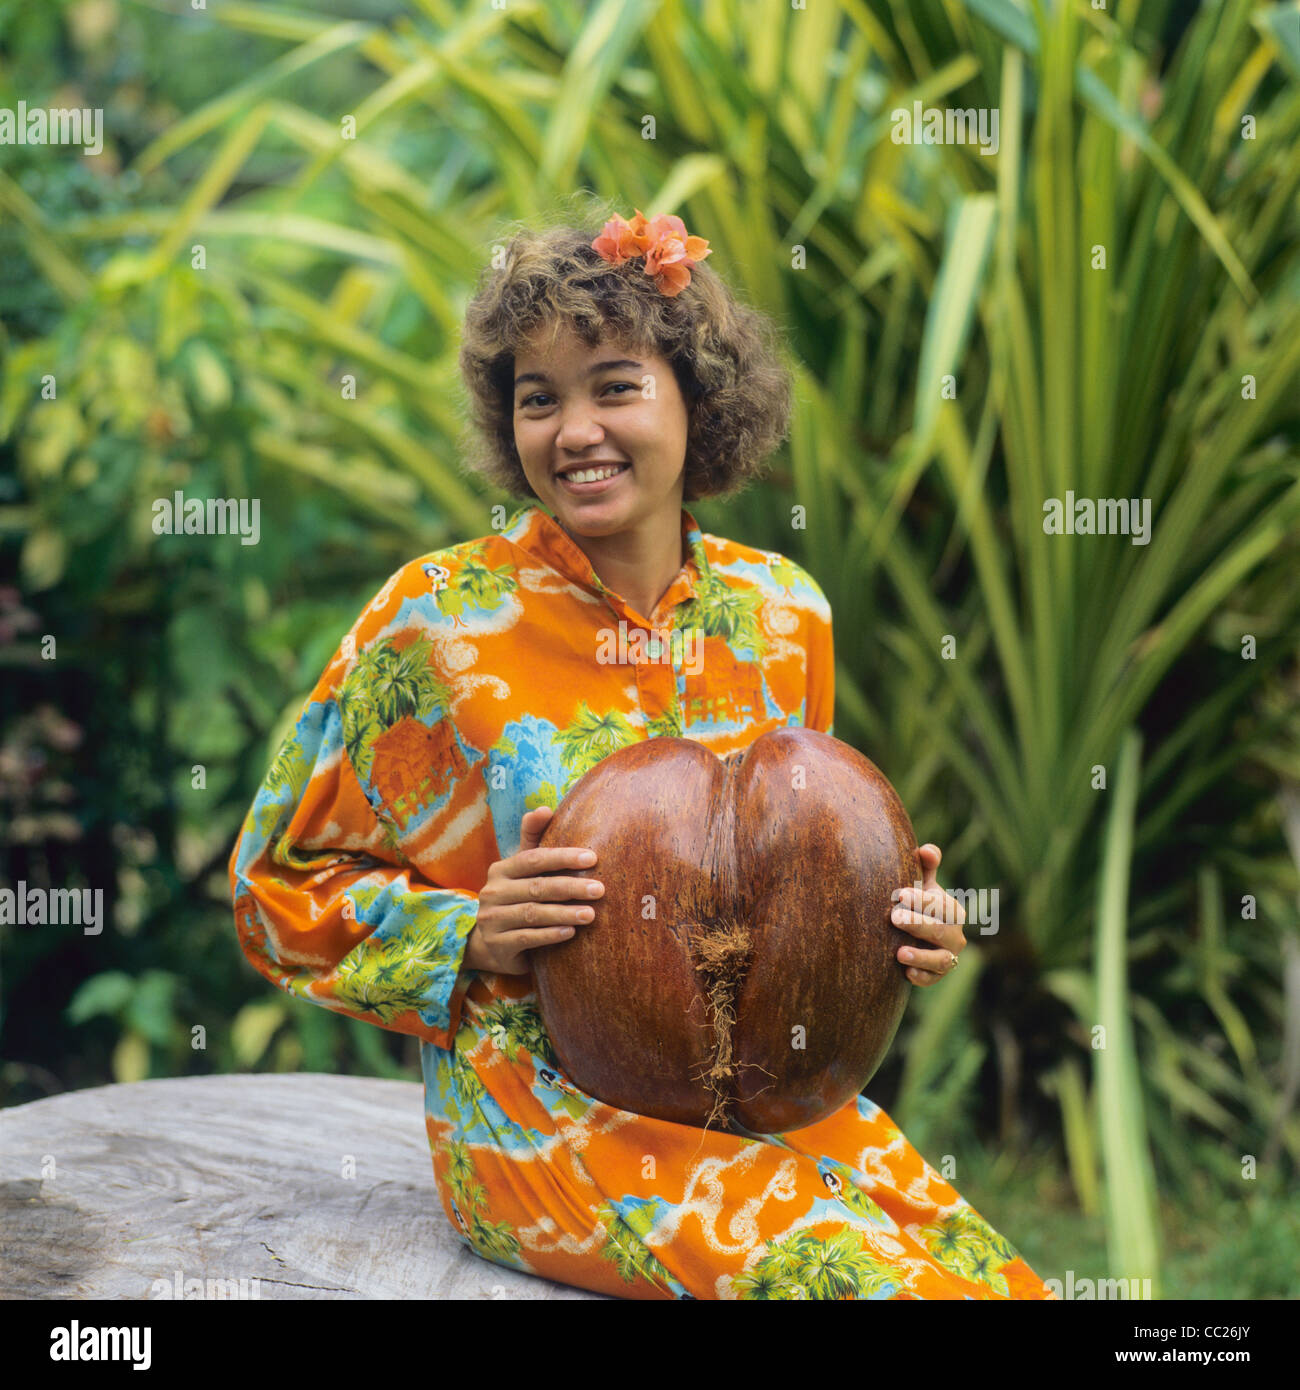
[948,952,958,970]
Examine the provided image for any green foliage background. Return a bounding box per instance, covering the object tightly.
[2,0,1298,1296]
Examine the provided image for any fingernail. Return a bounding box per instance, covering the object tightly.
[901,949,914,962]
[890,889,900,903]
[579,850,596,864]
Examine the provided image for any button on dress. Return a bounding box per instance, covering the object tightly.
[228,502,1056,1300]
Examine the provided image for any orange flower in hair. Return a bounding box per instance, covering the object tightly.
[592,208,711,297]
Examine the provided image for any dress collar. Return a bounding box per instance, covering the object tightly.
[501,502,709,621]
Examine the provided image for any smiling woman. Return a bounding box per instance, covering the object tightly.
[508,328,693,622]
[456,209,793,621]
[456,207,793,506]
[229,199,1054,1300]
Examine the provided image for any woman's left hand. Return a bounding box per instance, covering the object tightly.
[890,843,966,986]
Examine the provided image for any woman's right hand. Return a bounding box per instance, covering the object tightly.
[462,806,603,975]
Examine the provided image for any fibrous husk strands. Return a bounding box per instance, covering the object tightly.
[686,917,754,1132]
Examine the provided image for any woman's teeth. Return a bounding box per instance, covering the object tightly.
[561,463,629,484]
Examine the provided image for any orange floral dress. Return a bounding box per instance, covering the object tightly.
[228,502,1056,1300]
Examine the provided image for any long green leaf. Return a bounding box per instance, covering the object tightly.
[1094,728,1162,1292]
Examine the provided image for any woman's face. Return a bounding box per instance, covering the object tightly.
[511,322,688,538]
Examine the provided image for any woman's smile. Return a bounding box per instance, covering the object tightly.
[555,460,632,495]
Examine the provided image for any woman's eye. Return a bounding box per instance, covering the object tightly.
[520,382,634,409]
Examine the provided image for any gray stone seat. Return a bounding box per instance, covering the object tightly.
[1,1073,606,1299]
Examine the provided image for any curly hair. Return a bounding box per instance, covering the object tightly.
[455,196,794,503]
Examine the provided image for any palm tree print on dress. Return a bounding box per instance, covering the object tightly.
[470,997,592,1123]
[252,726,317,851]
[328,898,464,1025]
[339,634,471,830]
[729,1228,900,1300]
[551,702,639,791]
[594,1201,677,1296]
[644,706,685,739]
[443,1032,492,1127]
[263,729,313,810]
[477,997,560,1071]
[916,1206,1021,1297]
[438,1136,523,1267]
[450,550,519,618]
[676,571,770,728]
[421,545,517,628]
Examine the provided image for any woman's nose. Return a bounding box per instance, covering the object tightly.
[555,405,605,447]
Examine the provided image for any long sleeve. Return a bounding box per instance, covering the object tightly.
[801,571,835,737]
[227,561,485,1052]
